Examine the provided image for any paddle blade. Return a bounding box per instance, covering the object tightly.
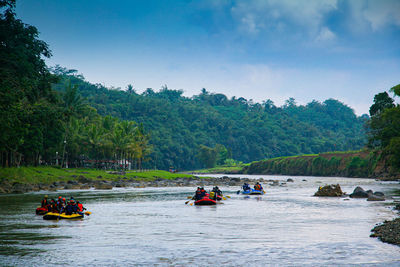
[185,200,190,204]
[84,211,92,216]
[222,197,227,200]
[187,196,192,199]
[226,195,231,198]
[190,203,194,206]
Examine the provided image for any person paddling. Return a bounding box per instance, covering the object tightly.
[254,182,263,191]
[65,199,78,215]
[242,183,250,191]
[211,186,223,200]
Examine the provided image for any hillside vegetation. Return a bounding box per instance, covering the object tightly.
[52,72,367,170]
[243,150,400,179]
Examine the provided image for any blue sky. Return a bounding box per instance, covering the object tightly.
[17,0,400,115]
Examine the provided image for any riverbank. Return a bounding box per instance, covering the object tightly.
[0,167,269,194]
[0,167,192,193]
[242,150,400,180]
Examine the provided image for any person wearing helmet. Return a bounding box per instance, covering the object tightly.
[254,182,263,191]
[211,186,223,200]
[56,196,64,212]
[76,201,85,212]
[41,195,49,208]
[242,183,250,191]
[65,199,78,215]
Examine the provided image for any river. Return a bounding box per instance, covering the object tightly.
[0,174,399,266]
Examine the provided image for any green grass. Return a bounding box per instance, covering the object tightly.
[0,167,194,184]
[192,164,248,174]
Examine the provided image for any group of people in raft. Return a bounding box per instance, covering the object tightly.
[192,186,223,201]
[242,182,263,192]
[192,182,264,200]
[40,195,86,215]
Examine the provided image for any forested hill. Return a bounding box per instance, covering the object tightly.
[52,71,368,170]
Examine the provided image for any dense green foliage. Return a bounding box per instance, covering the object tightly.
[243,151,379,178]
[0,2,151,169]
[368,85,400,170]
[0,0,60,166]
[52,72,367,170]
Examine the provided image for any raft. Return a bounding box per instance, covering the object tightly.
[241,189,264,195]
[36,206,48,215]
[43,212,84,220]
[194,196,217,206]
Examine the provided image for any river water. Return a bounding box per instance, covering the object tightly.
[0,174,399,266]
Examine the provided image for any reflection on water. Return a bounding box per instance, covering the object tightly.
[0,175,400,266]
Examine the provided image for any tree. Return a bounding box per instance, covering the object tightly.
[369,92,394,117]
[0,0,61,167]
[390,84,400,97]
[197,145,217,168]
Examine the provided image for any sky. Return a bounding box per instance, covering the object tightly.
[16,0,400,115]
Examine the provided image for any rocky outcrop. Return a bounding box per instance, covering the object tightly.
[314,184,344,197]
[371,218,400,246]
[350,186,385,201]
[349,186,369,198]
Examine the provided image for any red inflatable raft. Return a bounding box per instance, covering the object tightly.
[36,206,48,215]
[194,194,217,206]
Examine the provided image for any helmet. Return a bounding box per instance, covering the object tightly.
[44,195,48,198]
[63,198,66,201]
[58,196,62,199]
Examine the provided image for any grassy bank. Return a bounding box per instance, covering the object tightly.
[0,166,194,185]
[192,164,249,174]
[243,150,400,179]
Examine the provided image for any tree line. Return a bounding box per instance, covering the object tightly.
[0,1,151,169]
[367,85,400,171]
[53,70,368,170]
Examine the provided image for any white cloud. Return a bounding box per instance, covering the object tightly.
[347,0,400,32]
[230,0,338,38]
[363,0,400,31]
[316,27,336,42]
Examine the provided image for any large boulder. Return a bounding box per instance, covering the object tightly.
[314,184,344,197]
[349,186,370,198]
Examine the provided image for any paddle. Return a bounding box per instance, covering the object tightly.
[237,190,240,194]
[187,196,192,199]
[84,211,91,216]
[185,200,191,204]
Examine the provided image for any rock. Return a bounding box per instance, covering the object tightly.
[287,178,294,182]
[269,180,279,186]
[11,183,33,194]
[95,183,113,190]
[314,184,344,197]
[78,176,92,184]
[371,218,400,245]
[79,184,91,189]
[373,191,385,197]
[367,194,385,201]
[349,186,369,198]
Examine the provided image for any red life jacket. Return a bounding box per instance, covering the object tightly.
[77,203,83,212]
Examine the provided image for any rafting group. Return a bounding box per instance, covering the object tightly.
[186,182,265,206]
[238,182,265,195]
[36,195,91,220]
